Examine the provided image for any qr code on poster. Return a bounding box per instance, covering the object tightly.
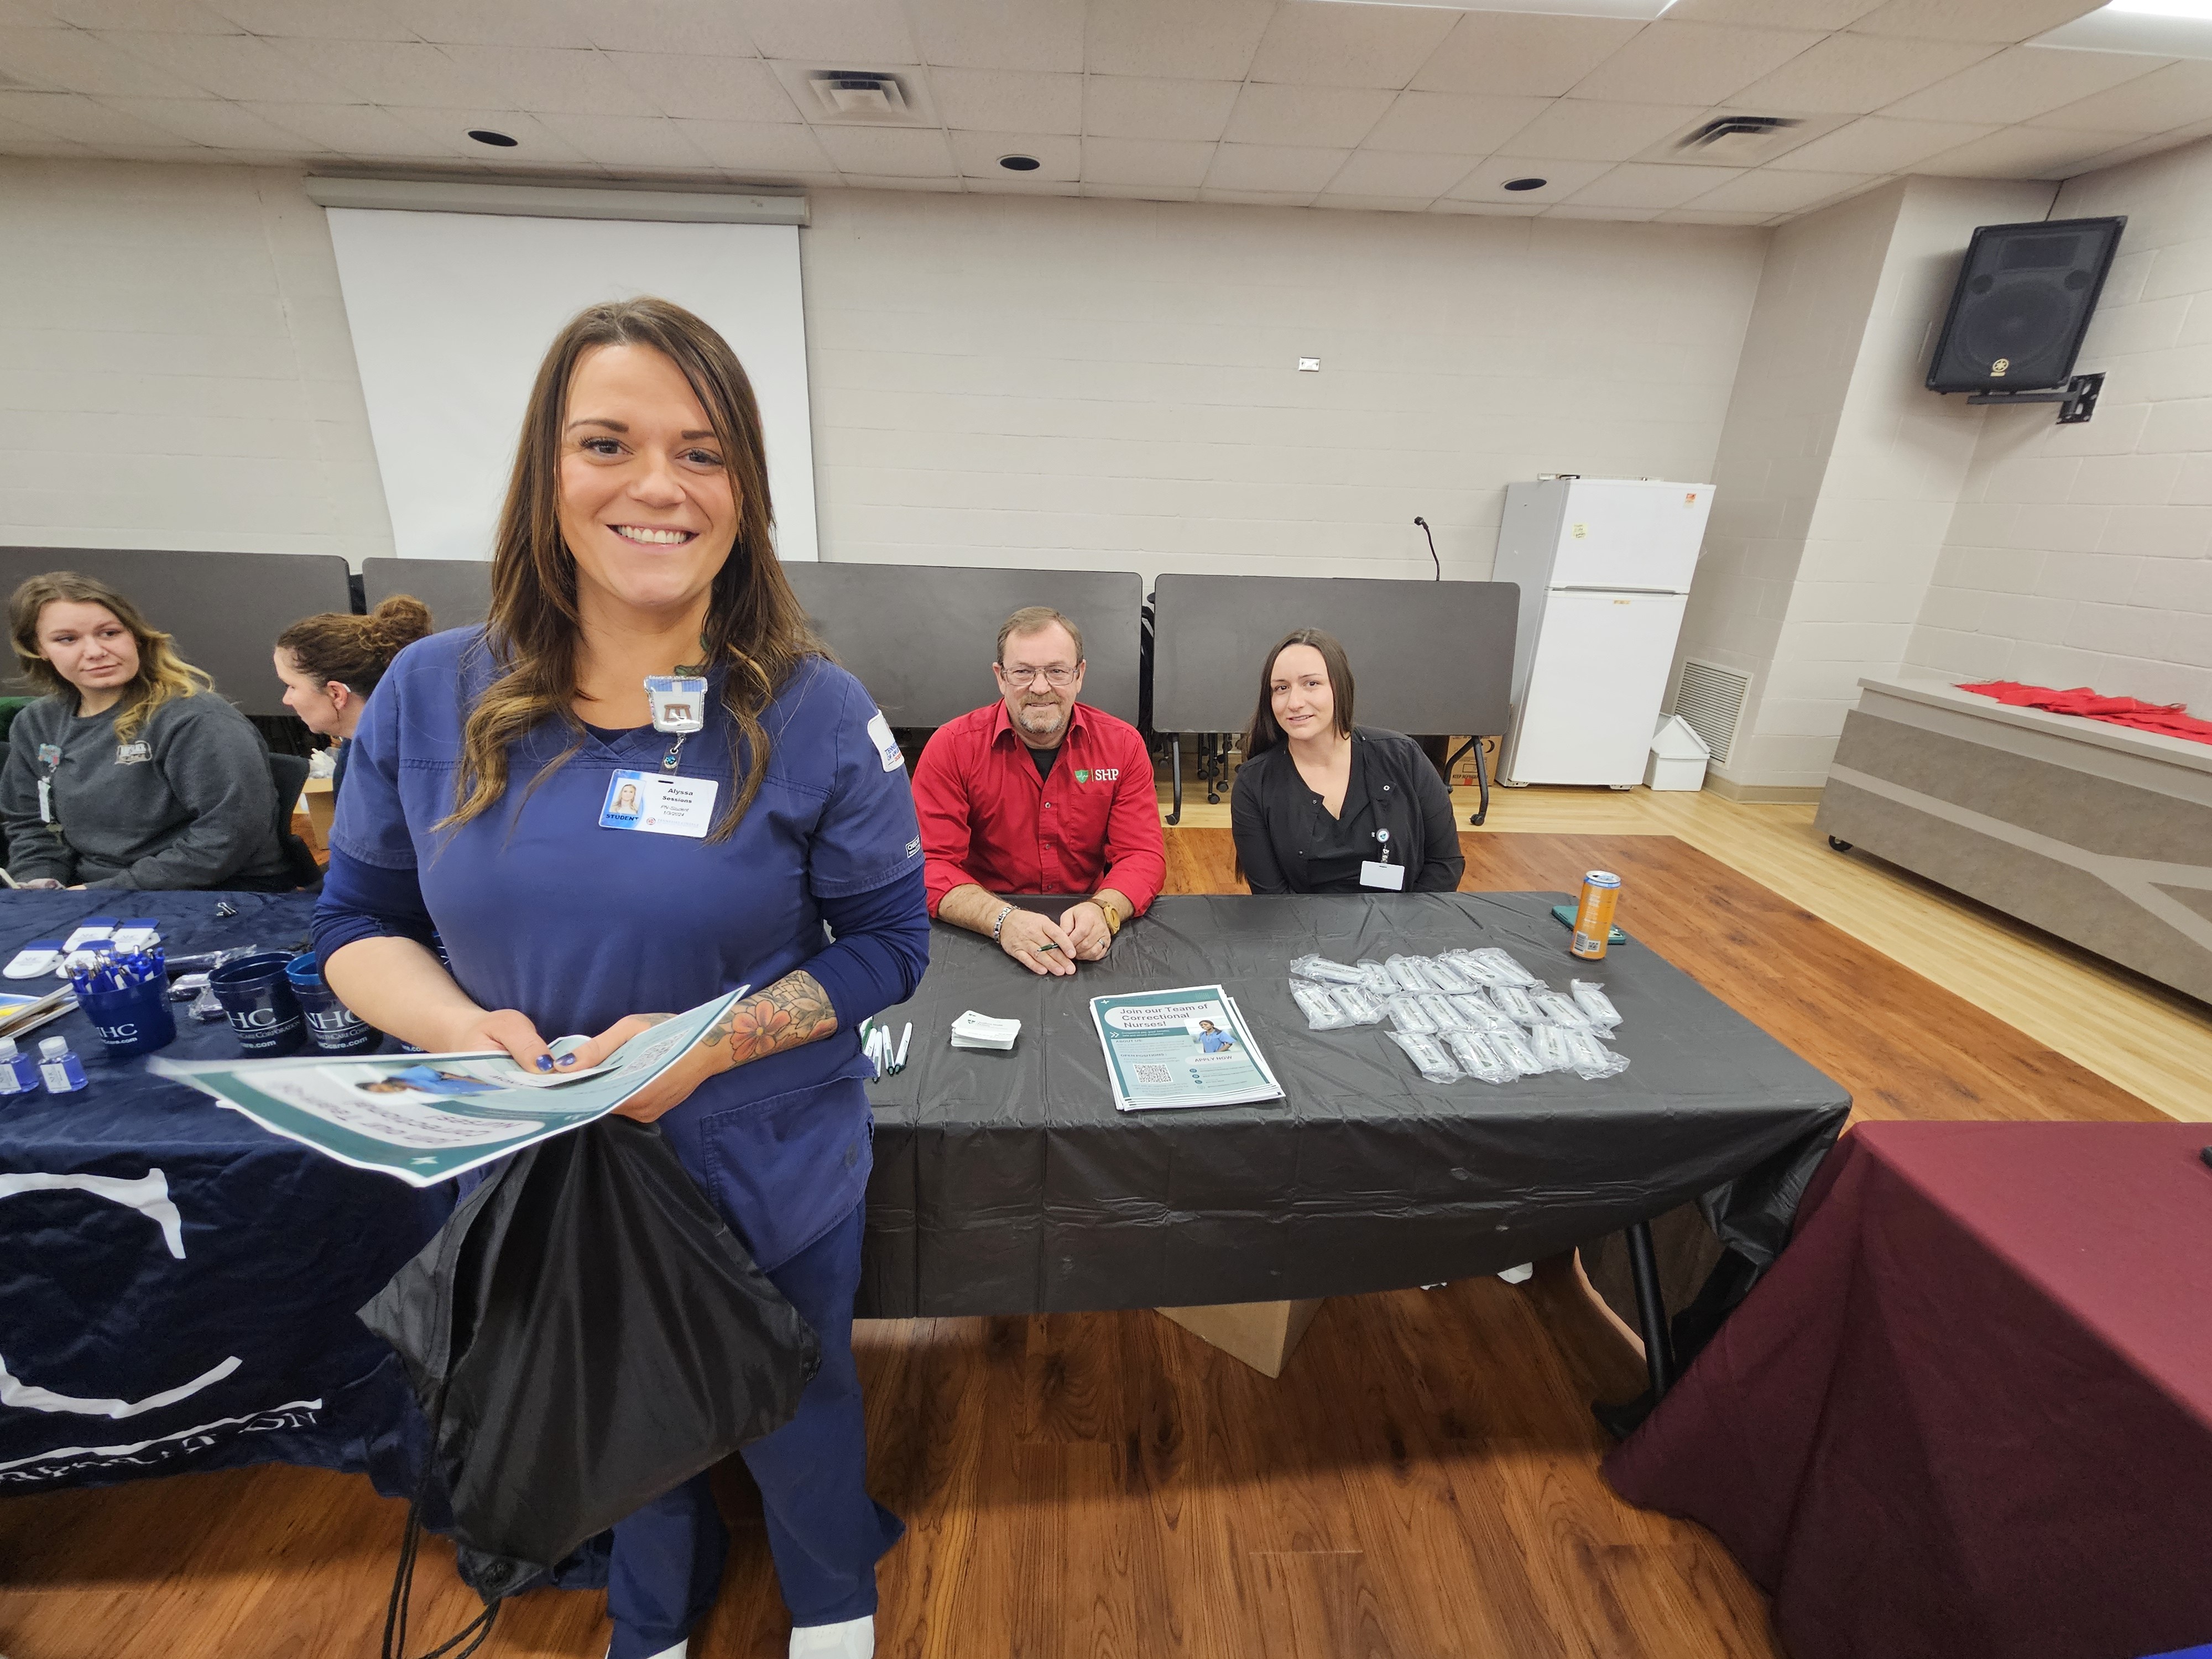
[1133,1064,1172,1084]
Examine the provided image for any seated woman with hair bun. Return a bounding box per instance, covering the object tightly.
[1,570,292,890]
[273,593,435,798]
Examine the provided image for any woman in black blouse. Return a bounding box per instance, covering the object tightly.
[1230,628,1464,895]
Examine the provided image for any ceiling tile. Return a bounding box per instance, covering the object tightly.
[1687,165,1875,210]
[1312,194,1432,211]
[1727,32,1996,113]
[608,53,797,122]
[571,1,761,58]
[1079,133,1216,186]
[380,0,597,49]
[0,88,196,146]
[1764,113,1998,170]
[1083,75,1239,142]
[1567,159,1746,207]
[523,109,711,169]
[259,39,497,107]
[1,24,208,97]
[98,94,326,150]
[95,30,358,103]
[439,44,660,116]
[201,0,418,40]
[1197,186,1318,207]
[240,100,473,157]
[1656,206,1777,223]
[1087,0,1274,81]
[1545,204,1661,220]
[1224,82,1391,148]
[813,122,958,175]
[1244,0,1459,91]
[0,114,99,156]
[383,105,592,161]
[1444,153,1611,201]
[1568,20,1825,107]
[838,173,962,190]
[1206,140,1352,192]
[1363,90,1551,155]
[672,117,832,173]
[1430,196,1547,216]
[2031,59,2212,133]
[51,0,238,32]
[930,66,1081,133]
[730,0,915,62]
[2062,117,2212,171]
[1847,0,2106,44]
[948,128,1079,179]
[907,0,1083,71]
[1666,0,1882,24]
[1884,43,2167,124]
[964,166,1070,194]
[1494,98,1707,162]
[1411,12,1643,98]
[1323,147,1475,196]
[1914,121,2140,177]
[1080,180,1201,200]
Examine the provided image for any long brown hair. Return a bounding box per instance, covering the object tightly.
[277,593,433,700]
[1243,628,1356,760]
[444,297,818,841]
[8,571,214,743]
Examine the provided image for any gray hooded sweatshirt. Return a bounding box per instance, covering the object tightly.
[1,690,293,890]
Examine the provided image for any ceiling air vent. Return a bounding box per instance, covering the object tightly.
[1673,659,1750,768]
[1681,114,1799,152]
[805,70,922,123]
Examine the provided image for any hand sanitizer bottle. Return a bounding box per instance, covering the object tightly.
[0,1037,38,1094]
[39,1036,86,1093]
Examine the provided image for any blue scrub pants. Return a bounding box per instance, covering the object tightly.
[604,1201,902,1658]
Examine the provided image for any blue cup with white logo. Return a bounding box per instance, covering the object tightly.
[80,975,177,1059]
[285,952,380,1056]
[208,951,305,1057]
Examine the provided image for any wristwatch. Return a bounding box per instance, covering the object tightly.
[1098,900,1122,937]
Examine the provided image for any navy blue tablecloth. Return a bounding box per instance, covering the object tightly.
[0,890,451,1494]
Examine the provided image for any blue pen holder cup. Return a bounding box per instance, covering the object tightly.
[285,953,380,1056]
[208,951,306,1058]
[79,977,177,1058]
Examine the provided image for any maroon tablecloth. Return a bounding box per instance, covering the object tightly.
[1605,1121,2212,1659]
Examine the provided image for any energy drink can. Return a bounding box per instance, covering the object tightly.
[1570,870,1621,961]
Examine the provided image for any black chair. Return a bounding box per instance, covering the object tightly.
[267,752,324,890]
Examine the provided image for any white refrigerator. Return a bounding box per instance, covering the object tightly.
[1493,478,1714,787]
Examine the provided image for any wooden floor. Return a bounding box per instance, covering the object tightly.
[0,825,2171,1659]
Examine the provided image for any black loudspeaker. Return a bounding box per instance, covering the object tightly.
[1927,216,2126,393]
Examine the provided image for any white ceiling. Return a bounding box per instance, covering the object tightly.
[2,0,2209,224]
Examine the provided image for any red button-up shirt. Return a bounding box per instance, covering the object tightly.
[912,700,1166,917]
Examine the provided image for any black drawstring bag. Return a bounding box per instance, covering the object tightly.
[359,1115,822,1658]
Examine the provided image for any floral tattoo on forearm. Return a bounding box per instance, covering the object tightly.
[703,971,838,1065]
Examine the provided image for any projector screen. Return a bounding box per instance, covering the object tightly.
[326,208,818,564]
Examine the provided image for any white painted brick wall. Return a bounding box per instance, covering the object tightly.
[0,159,395,564]
[1906,134,2212,716]
[801,190,1766,582]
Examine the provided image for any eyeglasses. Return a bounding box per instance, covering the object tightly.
[999,665,1078,687]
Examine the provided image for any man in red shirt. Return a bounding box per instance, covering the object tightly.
[911,606,1167,976]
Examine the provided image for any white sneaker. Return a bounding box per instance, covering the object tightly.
[789,1614,874,1657]
[606,1643,687,1659]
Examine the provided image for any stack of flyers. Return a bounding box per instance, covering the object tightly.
[1089,985,1284,1113]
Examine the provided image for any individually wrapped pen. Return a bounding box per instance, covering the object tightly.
[1570,980,1623,1029]
[1387,1030,1460,1084]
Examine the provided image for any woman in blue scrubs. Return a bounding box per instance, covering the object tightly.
[313,298,926,1659]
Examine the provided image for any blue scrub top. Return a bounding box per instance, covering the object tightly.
[328,627,924,1267]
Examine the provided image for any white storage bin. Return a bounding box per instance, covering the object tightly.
[1646,714,1710,791]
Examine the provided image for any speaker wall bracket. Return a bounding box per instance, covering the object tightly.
[1965,372,2103,425]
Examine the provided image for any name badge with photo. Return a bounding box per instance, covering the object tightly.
[599,769,718,838]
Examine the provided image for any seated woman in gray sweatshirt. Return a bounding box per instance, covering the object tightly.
[2,571,293,891]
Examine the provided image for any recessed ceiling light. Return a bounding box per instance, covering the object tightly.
[467,129,518,148]
[1315,0,1677,16]
[2033,0,2212,57]
[1503,176,1549,191]
[999,154,1041,171]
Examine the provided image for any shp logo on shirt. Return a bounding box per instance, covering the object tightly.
[1076,768,1119,784]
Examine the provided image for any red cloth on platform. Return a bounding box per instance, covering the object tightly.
[1604,1121,2212,1659]
[1960,679,2212,744]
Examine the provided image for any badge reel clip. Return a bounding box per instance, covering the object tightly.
[645,675,707,773]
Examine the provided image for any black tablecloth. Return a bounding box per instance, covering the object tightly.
[857,892,1850,1318]
[0,891,446,1494]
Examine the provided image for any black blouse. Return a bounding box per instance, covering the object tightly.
[1230,727,1464,895]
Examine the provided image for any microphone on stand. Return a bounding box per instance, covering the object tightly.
[1413,516,1441,580]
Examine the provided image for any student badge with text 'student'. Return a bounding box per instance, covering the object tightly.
[599,769,718,838]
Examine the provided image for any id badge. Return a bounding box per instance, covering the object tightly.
[35,777,50,825]
[1359,859,1405,891]
[600,769,718,838]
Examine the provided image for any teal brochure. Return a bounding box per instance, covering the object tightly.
[1088,984,1284,1113]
